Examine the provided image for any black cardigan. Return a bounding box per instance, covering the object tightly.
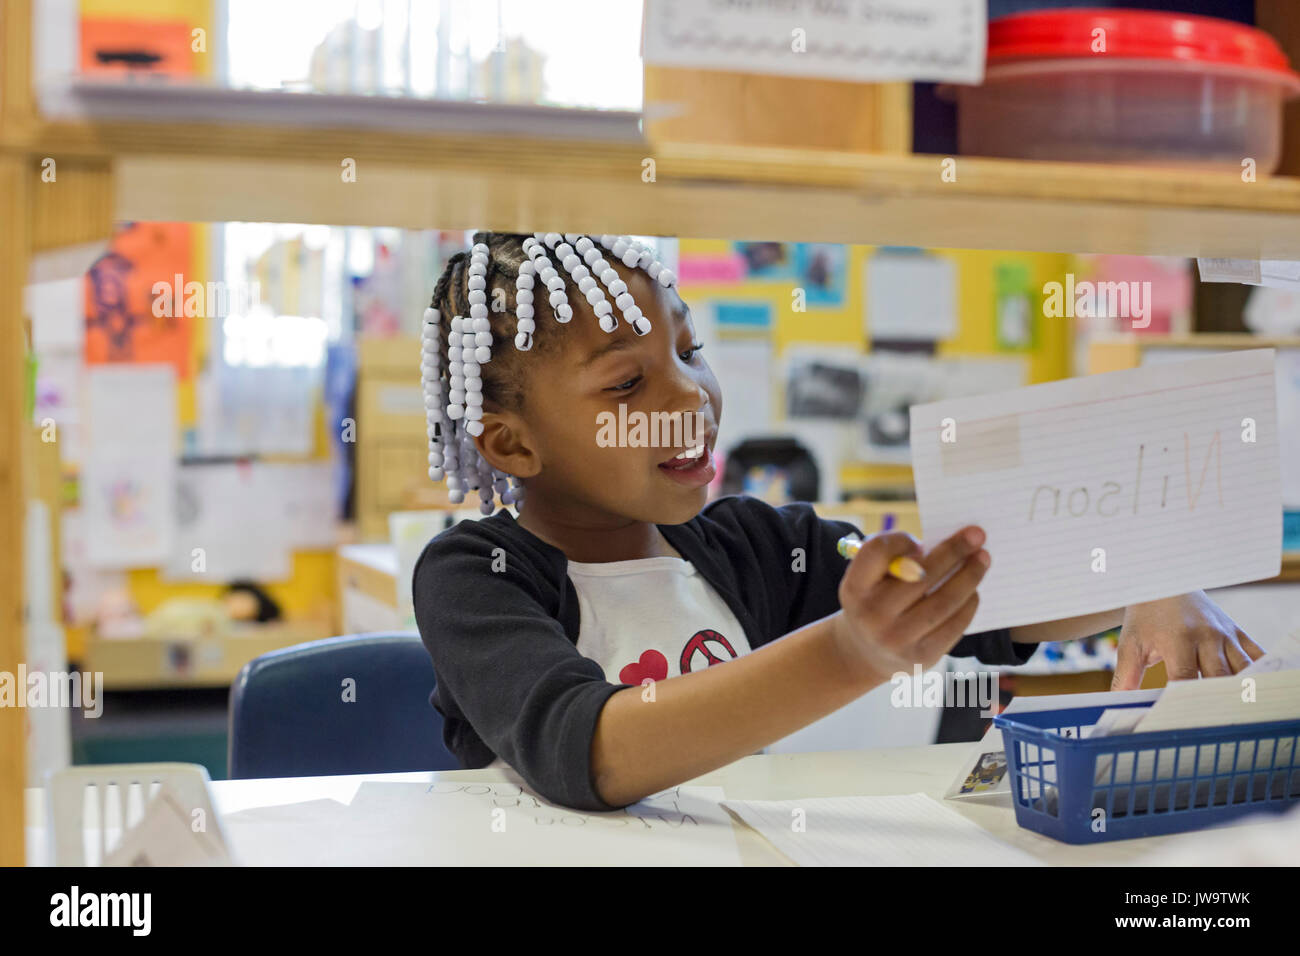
[412,494,1034,811]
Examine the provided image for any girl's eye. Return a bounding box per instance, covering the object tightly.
[608,375,642,392]
[680,342,704,362]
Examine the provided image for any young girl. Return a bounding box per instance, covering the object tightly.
[412,232,1263,812]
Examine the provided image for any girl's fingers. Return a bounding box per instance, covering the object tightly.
[840,531,923,596]
[1239,631,1267,662]
[1224,631,1254,673]
[1196,639,1234,678]
[871,526,985,618]
[917,591,981,664]
[893,551,989,644]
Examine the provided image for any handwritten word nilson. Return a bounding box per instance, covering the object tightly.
[1028,432,1223,522]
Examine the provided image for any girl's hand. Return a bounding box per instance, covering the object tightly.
[832,526,990,685]
[1112,590,1267,690]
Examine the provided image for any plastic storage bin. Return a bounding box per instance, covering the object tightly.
[944,9,1300,172]
[994,702,1300,844]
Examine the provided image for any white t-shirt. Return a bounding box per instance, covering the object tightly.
[486,554,752,771]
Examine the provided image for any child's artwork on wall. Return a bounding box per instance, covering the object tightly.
[163,463,292,583]
[733,242,797,280]
[784,350,864,419]
[80,18,196,77]
[714,300,773,333]
[84,222,194,380]
[866,250,957,343]
[795,243,847,307]
[84,365,177,569]
[860,353,1027,464]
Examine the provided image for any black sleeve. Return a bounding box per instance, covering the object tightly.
[772,500,1037,666]
[412,534,631,812]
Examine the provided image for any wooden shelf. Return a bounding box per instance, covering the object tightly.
[7,113,1300,255]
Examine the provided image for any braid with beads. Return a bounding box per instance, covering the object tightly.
[422,232,677,515]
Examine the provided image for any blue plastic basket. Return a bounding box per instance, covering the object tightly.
[993,703,1300,844]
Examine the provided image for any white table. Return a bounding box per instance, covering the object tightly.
[24,744,1279,865]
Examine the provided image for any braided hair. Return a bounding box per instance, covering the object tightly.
[422,232,677,514]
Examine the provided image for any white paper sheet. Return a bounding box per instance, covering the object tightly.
[643,0,988,84]
[163,462,292,582]
[866,251,957,342]
[222,783,742,866]
[721,792,1039,866]
[83,365,177,568]
[909,350,1282,632]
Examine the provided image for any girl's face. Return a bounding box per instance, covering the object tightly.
[479,260,722,530]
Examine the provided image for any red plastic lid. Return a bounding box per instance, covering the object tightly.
[988,8,1300,82]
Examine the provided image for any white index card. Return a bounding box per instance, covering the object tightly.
[909,350,1281,633]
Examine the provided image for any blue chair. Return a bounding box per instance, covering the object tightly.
[228,633,460,779]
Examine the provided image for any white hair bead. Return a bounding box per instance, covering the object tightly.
[475,331,492,347]
[466,392,483,407]
[591,258,610,276]
[517,318,536,332]
[468,275,485,290]
[469,305,487,321]
[622,246,642,266]
[471,316,488,333]
[516,289,533,305]
[447,404,464,419]
[582,247,602,266]
[549,290,567,308]
[599,267,618,285]
[555,303,573,321]
[638,250,654,269]
[476,346,491,362]
[585,287,603,306]
[429,466,444,481]
[465,377,481,392]
[450,375,464,389]
[516,273,534,290]
[571,264,590,282]
[658,269,676,287]
[544,233,562,247]
[449,489,465,503]
[608,278,627,297]
[616,292,635,311]
[633,317,652,335]
[516,303,534,320]
[472,242,488,253]
[562,254,580,271]
[450,389,465,403]
[515,331,533,350]
[593,299,613,317]
[468,289,486,305]
[575,236,594,254]
[600,235,617,248]
[545,275,565,292]
[599,314,618,333]
[612,238,629,258]
[578,277,597,295]
[646,262,662,279]
[518,259,535,275]
[623,304,643,322]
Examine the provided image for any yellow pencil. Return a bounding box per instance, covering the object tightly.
[836,534,927,583]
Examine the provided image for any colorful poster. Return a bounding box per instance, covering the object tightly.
[84,222,194,380]
[733,242,797,280]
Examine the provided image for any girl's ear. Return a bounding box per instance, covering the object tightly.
[474,409,541,479]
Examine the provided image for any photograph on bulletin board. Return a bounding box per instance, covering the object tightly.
[795,243,847,307]
[733,241,797,280]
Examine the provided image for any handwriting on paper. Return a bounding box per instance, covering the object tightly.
[422,782,702,829]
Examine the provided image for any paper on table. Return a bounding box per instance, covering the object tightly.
[345,781,743,867]
[909,350,1282,632]
[721,793,1040,867]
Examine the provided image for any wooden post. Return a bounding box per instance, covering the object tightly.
[0,154,31,868]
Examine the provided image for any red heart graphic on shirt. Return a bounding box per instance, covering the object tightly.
[620,649,669,685]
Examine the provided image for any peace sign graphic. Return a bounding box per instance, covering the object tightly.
[679,629,739,674]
